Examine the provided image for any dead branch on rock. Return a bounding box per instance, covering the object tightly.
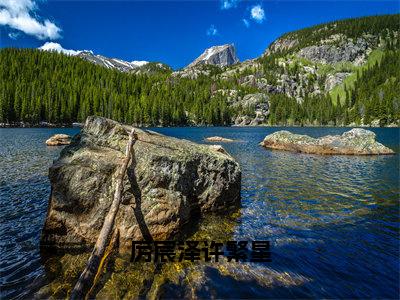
[70,129,137,300]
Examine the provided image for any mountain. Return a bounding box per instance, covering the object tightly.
[186,44,239,68]
[2,14,399,128]
[215,14,399,125]
[38,42,171,74]
[77,51,148,72]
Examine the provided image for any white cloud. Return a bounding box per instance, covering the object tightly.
[0,0,61,40]
[39,42,81,56]
[220,0,239,10]
[243,18,250,28]
[207,24,218,36]
[250,5,265,23]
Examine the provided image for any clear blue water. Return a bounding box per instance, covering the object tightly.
[0,127,399,299]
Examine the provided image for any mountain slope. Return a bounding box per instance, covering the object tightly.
[1,14,399,127]
[39,42,171,74]
[217,14,399,125]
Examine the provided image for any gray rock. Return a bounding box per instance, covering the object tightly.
[187,44,239,68]
[264,38,299,55]
[172,67,211,79]
[260,128,395,155]
[297,38,370,65]
[233,115,252,126]
[41,117,241,252]
[324,72,350,91]
[232,93,270,126]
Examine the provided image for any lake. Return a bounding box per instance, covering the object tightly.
[0,127,399,298]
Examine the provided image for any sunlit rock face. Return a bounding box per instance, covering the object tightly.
[41,117,241,252]
[187,44,239,68]
[260,128,395,155]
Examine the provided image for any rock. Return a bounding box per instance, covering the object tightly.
[264,37,299,55]
[171,65,211,79]
[187,44,239,68]
[45,134,71,146]
[41,117,241,252]
[296,38,370,65]
[231,93,270,126]
[208,145,229,156]
[370,119,381,127]
[324,72,350,91]
[205,136,235,142]
[260,128,395,155]
[233,116,252,126]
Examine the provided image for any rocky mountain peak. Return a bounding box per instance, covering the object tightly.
[38,42,150,72]
[187,44,239,68]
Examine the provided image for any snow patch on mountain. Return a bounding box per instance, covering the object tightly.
[38,42,87,56]
[38,43,149,72]
[131,60,149,67]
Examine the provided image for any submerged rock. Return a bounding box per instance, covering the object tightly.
[205,136,235,142]
[41,117,241,252]
[45,134,71,146]
[260,128,395,155]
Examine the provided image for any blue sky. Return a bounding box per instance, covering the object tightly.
[0,1,399,69]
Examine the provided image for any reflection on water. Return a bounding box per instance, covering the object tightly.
[0,127,399,298]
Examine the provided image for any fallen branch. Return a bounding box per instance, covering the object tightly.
[70,129,137,300]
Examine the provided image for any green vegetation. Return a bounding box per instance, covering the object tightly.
[0,14,399,127]
[267,14,399,56]
[329,50,384,105]
[267,50,400,126]
[345,50,400,126]
[0,48,232,126]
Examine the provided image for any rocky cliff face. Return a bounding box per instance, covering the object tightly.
[41,117,241,252]
[231,93,270,126]
[187,44,239,68]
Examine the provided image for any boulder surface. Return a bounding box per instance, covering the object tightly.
[260,128,395,155]
[45,134,71,146]
[205,136,235,142]
[41,117,241,252]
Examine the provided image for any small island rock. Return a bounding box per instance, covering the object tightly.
[41,117,241,252]
[260,128,395,155]
[45,134,71,146]
[205,136,235,142]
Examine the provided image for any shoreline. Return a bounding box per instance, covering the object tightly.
[1,123,399,129]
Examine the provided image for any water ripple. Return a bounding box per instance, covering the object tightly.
[0,126,399,299]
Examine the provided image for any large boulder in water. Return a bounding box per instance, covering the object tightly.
[260,128,394,155]
[41,117,241,252]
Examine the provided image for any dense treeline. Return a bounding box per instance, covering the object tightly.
[343,50,400,126]
[0,14,399,127]
[0,48,232,126]
[267,50,400,126]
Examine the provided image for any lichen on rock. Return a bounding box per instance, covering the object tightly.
[260,128,395,155]
[41,116,241,252]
